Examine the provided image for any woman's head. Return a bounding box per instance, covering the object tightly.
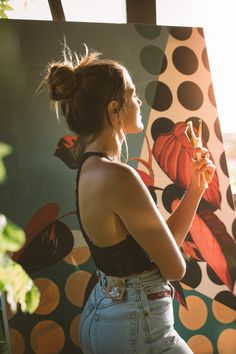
[45,44,136,145]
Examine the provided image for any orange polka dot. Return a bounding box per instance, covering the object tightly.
[212,300,236,324]
[63,246,91,266]
[187,334,213,354]
[9,328,25,354]
[33,278,60,315]
[70,314,81,348]
[65,270,92,307]
[179,295,208,330]
[31,320,65,354]
[217,328,236,354]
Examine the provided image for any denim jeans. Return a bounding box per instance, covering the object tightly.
[79,268,193,354]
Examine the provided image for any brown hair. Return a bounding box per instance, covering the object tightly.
[44,43,128,157]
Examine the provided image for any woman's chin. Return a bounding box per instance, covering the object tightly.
[137,121,144,132]
[126,125,144,135]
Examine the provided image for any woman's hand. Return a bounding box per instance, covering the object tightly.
[189,147,216,195]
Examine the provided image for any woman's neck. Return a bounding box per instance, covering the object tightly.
[84,128,124,162]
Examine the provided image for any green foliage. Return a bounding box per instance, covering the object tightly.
[0,214,40,314]
[0,217,25,252]
[0,0,14,19]
[0,142,40,314]
[0,143,12,183]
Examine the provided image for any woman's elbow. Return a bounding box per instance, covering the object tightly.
[161,262,186,281]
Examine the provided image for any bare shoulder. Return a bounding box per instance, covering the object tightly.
[103,160,154,209]
[104,160,145,190]
[101,159,186,281]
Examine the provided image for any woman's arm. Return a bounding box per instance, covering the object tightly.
[106,162,186,281]
[166,148,216,246]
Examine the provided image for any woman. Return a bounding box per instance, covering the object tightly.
[45,44,215,353]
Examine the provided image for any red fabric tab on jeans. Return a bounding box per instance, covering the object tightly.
[147,290,171,300]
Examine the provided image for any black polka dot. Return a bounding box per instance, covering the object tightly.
[140,45,167,75]
[161,184,185,213]
[208,83,216,107]
[182,261,202,288]
[198,196,219,213]
[172,46,198,75]
[145,81,173,111]
[220,152,229,177]
[207,264,224,286]
[226,185,235,210]
[135,24,162,39]
[232,218,236,240]
[185,117,209,144]
[214,290,236,310]
[202,47,210,71]
[214,118,223,142]
[168,27,192,40]
[151,117,174,141]
[197,28,204,38]
[177,81,204,110]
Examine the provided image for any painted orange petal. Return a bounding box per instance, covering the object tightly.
[153,122,221,209]
[172,199,234,291]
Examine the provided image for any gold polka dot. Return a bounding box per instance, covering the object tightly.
[179,295,208,330]
[212,300,236,324]
[65,270,92,307]
[31,320,65,354]
[217,328,236,354]
[34,278,60,315]
[187,334,213,354]
[63,246,91,265]
[9,328,25,354]
[70,314,81,348]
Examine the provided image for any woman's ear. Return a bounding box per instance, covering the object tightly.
[108,100,118,116]
[107,100,119,126]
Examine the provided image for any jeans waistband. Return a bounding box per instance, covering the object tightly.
[97,268,166,288]
[97,268,172,301]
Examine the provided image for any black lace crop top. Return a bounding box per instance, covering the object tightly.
[75,151,158,277]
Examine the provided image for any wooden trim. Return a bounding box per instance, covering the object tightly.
[48,0,65,21]
[126,0,156,24]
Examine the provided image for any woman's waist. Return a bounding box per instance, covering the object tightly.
[97,267,167,290]
[95,268,173,305]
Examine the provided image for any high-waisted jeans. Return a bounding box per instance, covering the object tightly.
[79,268,193,354]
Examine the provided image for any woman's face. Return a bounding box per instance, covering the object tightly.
[120,71,143,134]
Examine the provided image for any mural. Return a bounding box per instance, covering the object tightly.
[0,20,235,354]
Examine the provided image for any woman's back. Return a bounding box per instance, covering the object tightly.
[76,151,158,277]
[78,153,130,247]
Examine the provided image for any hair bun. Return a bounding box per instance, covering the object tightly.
[48,64,77,101]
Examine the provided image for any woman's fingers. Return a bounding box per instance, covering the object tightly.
[192,157,212,169]
[191,147,210,161]
[199,161,216,183]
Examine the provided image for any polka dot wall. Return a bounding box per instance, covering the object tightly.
[136,25,236,353]
[3,21,235,354]
[8,231,96,354]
